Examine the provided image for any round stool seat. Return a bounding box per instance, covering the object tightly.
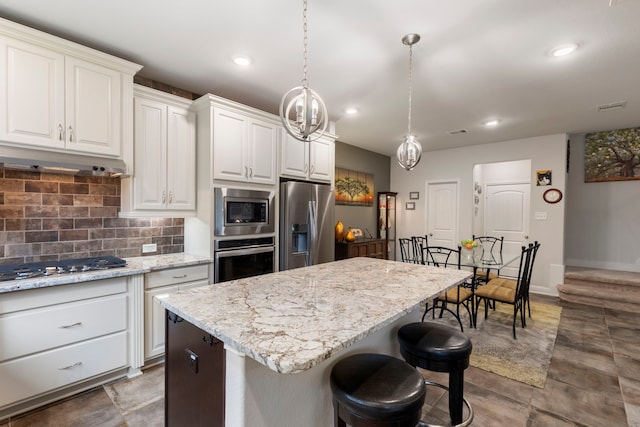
[398,322,472,371]
[330,353,426,423]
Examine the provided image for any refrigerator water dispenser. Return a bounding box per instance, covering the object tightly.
[291,224,308,254]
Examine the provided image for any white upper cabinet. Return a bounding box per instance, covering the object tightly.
[122,85,195,215]
[212,106,277,185]
[64,56,122,156]
[0,38,65,149]
[191,94,279,187]
[0,17,141,160]
[280,133,335,183]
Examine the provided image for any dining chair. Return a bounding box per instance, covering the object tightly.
[421,245,474,332]
[411,235,428,264]
[471,235,504,285]
[473,242,540,339]
[399,238,416,263]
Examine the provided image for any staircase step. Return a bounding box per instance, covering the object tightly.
[559,267,640,313]
[564,267,640,287]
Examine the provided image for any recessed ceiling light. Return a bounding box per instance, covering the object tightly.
[483,119,500,128]
[549,43,578,57]
[345,107,359,115]
[233,55,252,66]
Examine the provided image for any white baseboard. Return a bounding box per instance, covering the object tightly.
[565,258,640,273]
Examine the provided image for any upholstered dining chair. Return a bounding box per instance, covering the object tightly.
[421,246,474,332]
[473,241,540,339]
[471,235,504,285]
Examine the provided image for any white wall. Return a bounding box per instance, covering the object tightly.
[391,133,568,296]
[565,133,640,272]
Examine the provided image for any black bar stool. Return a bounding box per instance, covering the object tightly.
[330,352,427,427]
[397,322,474,426]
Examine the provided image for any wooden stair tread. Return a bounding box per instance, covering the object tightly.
[557,283,640,303]
[559,267,640,313]
[564,267,640,287]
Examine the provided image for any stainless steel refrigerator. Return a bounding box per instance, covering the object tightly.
[280,181,334,270]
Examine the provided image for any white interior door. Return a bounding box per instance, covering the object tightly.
[426,181,458,249]
[484,183,530,277]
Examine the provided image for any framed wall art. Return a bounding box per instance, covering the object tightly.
[405,202,415,210]
[585,127,640,182]
[536,170,552,186]
[409,191,419,200]
[334,168,374,206]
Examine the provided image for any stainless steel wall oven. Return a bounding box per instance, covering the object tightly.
[214,237,275,283]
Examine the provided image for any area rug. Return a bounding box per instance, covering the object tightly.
[428,301,562,388]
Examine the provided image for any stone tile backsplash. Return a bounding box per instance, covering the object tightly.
[0,169,184,265]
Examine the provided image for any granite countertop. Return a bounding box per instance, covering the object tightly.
[0,253,212,294]
[160,257,472,374]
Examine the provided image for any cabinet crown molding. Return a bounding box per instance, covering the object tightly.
[0,16,142,74]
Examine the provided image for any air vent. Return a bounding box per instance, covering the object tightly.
[448,129,468,135]
[597,101,627,112]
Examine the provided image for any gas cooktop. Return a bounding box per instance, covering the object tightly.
[0,256,127,282]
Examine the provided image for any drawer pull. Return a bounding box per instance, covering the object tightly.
[58,361,82,370]
[59,322,82,329]
[172,274,188,279]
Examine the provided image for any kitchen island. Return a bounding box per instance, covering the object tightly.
[160,257,472,426]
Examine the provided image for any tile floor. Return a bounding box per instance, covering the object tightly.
[3,295,639,426]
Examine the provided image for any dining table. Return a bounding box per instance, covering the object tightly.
[457,248,522,326]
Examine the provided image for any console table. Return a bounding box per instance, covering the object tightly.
[335,238,386,260]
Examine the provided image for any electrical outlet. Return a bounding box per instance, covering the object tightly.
[535,212,548,220]
[142,243,157,253]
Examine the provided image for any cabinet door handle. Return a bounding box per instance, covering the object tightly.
[162,191,166,204]
[169,191,174,203]
[310,164,315,175]
[304,163,309,173]
[68,125,74,142]
[59,321,82,329]
[58,361,82,370]
[58,124,64,141]
[249,167,253,178]
[172,274,187,279]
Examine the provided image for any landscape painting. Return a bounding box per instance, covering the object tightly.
[585,127,640,182]
[335,168,374,206]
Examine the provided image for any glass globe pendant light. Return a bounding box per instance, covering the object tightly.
[280,0,328,142]
[396,33,423,171]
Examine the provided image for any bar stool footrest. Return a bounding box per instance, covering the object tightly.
[418,380,474,427]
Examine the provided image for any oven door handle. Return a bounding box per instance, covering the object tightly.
[215,246,274,258]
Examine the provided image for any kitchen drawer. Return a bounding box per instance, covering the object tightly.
[0,277,127,315]
[0,294,127,361]
[145,265,208,290]
[0,331,127,408]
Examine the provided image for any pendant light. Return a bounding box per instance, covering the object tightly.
[280,0,328,142]
[396,33,423,171]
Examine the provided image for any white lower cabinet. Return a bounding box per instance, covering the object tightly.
[144,265,209,361]
[0,278,128,410]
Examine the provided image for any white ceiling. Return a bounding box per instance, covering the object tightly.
[1,0,639,157]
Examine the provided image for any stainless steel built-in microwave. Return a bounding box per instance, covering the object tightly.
[214,187,275,236]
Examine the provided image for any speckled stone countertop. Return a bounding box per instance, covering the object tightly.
[160,257,472,374]
[0,253,212,294]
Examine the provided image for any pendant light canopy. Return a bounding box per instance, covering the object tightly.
[396,33,423,171]
[280,0,328,142]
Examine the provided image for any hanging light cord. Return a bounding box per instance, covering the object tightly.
[301,0,309,88]
[407,41,414,137]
